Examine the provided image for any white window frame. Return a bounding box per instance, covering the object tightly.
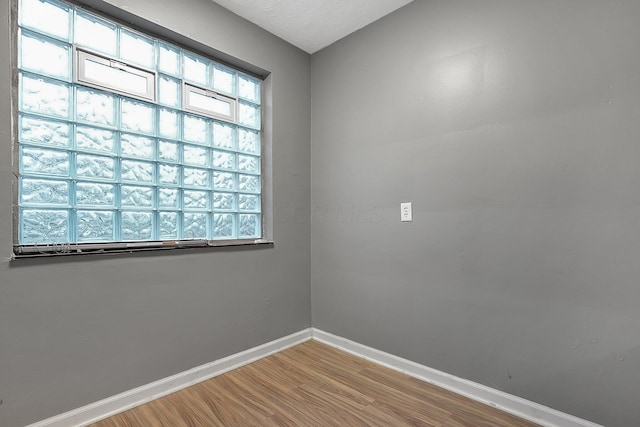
[183,83,236,122]
[75,48,156,102]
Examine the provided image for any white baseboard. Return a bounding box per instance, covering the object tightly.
[27,328,313,427]
[312,328,603,427]
[28,327,602,427]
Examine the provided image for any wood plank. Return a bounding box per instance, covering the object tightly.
[90,340,541,427]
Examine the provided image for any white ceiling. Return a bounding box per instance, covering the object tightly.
[211,0,414,54]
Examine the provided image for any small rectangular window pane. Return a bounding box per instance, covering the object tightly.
[214,192,236,211]
[20,178,69,206]
[21,209,69,244]
[20,74,70,118]
[159,212,178,239]
[76,182,115,207]
[20,31,70,80]
[122,211,154,241]
[21,146,69,176]
[238,75,260,103]
[159,188,180,208]
[183,212,207,239]
[77,210,114,242]
[159,75,181,107]
[213,213,235,239]
[183,53,208,86]
[76,154,116,180]
[121,134,155,159]
[213,66,235,95]
[75,12,117,55]
[121,185,154,208]
[121,160,154,183]
[159,109,180,139]
[121,99,155,134]
[239,213,260,238]
[238,101,260,129]
[77,50,155,101]
[76,87,116,126]
[76,126,115,154]
[158,43,180,76]
[20,0,70,40]
[183,114,208,144]
[20,115,70,147]
[120,30,155,69]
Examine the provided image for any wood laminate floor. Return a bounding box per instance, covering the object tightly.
[90,340,540,426]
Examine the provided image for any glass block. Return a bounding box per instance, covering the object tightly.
[239,214,260,238]
[20,31,70,80]
[238,101,260,129]
[76,88,115,126]
[121,185,153,208]
[159,164,180,186]
[159,109,179,139]
[121,160,154,183]
[21,74,70,118]
[20,0,70,40]
[183,190,208,209]
[76,182,115,206]
[213,213,234,239]
[238,128,259,154]
[20,115,70,147]
[21,146,69,176]
[20,209,69,244]
[158,75,180,108]
[238,75,260,103]
[158,187,179,208]
[238,174,260,193]
[183,53,208,86]
[213,66,235,95]
[238,154,259,173]
[121,134,154,159]
[238,194,260,212]
[213,171,235,191]
[213,192,235,211]
[213,150,235,170]
[158,140,179,163]
[75,12,117,55]
[76,154,115,180]
[76,126,114,153]
[183,212,207,239]
[183,145,208,167]
[212,122,235,149]
[183,167,209,188]
[120,30,155,69]
[20,178,69,206]
[76,210,114,242]
[183,114,208,144]
[121,99,154,134]
[158,43,180,76]
[122,211,153,241]
[159,212,178,239]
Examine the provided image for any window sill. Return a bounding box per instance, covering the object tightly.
[12,239,274,260]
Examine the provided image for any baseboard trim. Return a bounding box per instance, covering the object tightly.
[27,328,313,427]
[28,327,602,427]
[311,328,602,427]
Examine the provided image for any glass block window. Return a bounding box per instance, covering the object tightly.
[16,0,263,248]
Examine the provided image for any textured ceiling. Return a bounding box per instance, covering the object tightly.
[211,0,414,54]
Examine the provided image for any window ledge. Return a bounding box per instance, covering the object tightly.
[12,239,274,260]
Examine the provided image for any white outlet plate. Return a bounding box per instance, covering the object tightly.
[401,202,412,222]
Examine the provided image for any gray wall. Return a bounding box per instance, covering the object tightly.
[311,1,640,426]
[0,0,311,425]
